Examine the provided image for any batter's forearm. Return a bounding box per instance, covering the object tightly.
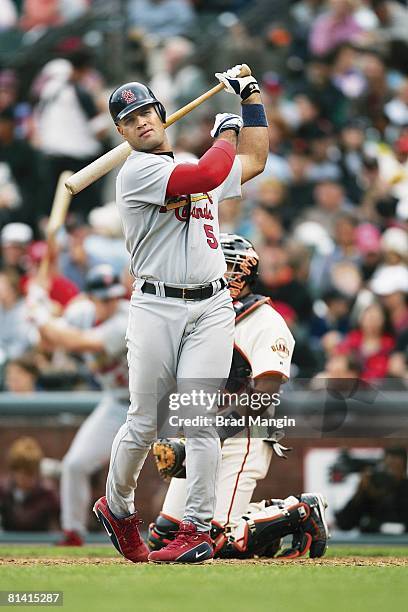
[238,93,268,178]
[217,130,238,148]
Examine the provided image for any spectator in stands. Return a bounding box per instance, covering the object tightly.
[330,43,366,101]
[311,352,362,387]
[127,0,195,41]
[384,79,408,127]
[0,70,32,141]
[335,446,408,533]
[149,36,208,116]
[68,47,108,111]
[32,59,107,219]
[0,269,34,362]
[4,352,41,392]
[0,437,59,531]
[253,245,313,323]
[250,206,284,249]
[251,177,289,219]
[359,154,398,224]
[306,125,342,183]
[287,150,315,214]
[299,179,353,235]
[0,222,32,272]
[21,240,79,309]
[0,0,17,31]
[310,288,351,348]
[338,119,366,203]
[19,0,60,30]
[218,197,245,236]
[309,0,363,57]
[302,55,349,128]
[0,160,21,227]
[355,222,382,281]
[309,213,361,295]
[371,265,408,334]
[263,113,291,183]
[388,328,408,382]
[0,106,41,228]
[58,215,98,291]
[0,70,18,114]
[84,203,129,275]
[367,0,408,71]
[19,0,88,31]
[335,301,395,380]
[379,227,408,267]
[59,0,89,23]
[352,51,391,132]
[291,0,326,32]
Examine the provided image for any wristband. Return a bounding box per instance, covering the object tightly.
[242,104,268,128]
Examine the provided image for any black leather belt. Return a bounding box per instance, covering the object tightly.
[142,278,226,301]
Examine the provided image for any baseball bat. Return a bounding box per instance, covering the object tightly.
[37,170,73,283]
[65,65,252,195]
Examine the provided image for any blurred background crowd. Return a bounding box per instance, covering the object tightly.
[0,0,406,389]
[0,0,407,536]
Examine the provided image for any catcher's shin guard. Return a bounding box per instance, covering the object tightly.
[231,497,311,557]
[147,513,180,551]
[277,493,329,559]
[300,493,329,558]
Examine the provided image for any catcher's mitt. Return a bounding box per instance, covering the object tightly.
[152,438,186,480]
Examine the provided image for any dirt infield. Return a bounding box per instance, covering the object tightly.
[1,556,407,567]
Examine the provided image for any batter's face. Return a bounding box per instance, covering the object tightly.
[116,105,170,153]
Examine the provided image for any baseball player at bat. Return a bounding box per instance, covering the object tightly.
[92,64,269,564]
[27,265,129,545]
[148,235,330,559]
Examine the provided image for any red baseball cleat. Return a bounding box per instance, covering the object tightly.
[148,521,214,564]
[56,530,84,547]
[93,496,149,563]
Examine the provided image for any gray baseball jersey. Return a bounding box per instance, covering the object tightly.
[63,298,129,395]
[161,300,295,529]
[60,298,129,534]
[107,150,242,530]
[116,152,242,284]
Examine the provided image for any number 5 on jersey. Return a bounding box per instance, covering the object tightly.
[204,224,218,249]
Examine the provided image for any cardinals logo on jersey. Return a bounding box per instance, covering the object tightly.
[163,193,214,222]
[190,194,214,221]
[121,89,137,104]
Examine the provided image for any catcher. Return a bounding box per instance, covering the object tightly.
[149,234,329,559]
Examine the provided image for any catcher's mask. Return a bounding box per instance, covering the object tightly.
[109,82,166,124]
[220,233,259,299]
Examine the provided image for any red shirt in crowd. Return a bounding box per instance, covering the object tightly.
[336,330,395,380]
[21,274,79,307]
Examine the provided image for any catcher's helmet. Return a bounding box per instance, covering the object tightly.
[220,233,259,298]
[84,264,126,300]
[109,82,166,124]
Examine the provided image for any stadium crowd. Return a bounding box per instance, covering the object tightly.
[0,0,407,536]
[0,0,406,389]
